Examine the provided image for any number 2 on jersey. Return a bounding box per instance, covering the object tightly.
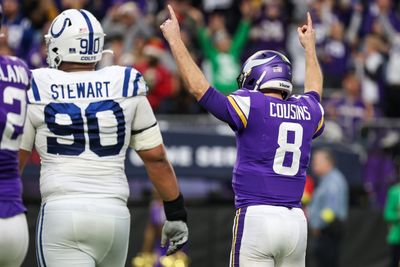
[45,100,125,157]
[0,86,26,151]
[272,122,303,176]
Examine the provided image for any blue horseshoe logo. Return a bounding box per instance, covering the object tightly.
[50,18,71,38]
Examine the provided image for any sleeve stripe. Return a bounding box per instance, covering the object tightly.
[230,95,250,119]
[227,96,247,127]
[131,122,157,135]
[314,102,325,134]
[132,72,142,96]
[314,116,324,134]
[122,67,132,97]
[31,78,41,101]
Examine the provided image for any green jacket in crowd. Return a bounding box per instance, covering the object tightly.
[197,20,250,95]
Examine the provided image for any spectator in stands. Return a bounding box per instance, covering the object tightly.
[98,33,130,68]
[308,148,349,267]
[309,0,336,48]
[26,23,50,69]
[102,1,153,56]
[288,0,335,88]
[331,0,355,27]
[247,0,288,56]
[356,34,386,113]
[22,0,58,31]
[384,170,400,267]
[2,0,34,58]
[345,3,363,46]
[361,0,400,37]
[157,76,204,114]
[320,20,351,88]
[26,36,47,68]
[191,1,251,95]
[156,0,200,47]
[325,71,374,141]
[134,38,174,111]
[378,9,400,117]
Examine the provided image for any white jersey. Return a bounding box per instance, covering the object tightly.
[20,66,163,203]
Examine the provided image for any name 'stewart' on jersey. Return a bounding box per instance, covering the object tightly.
[0,64,29,85]
[50,81,111,100]
[270,102,311,120]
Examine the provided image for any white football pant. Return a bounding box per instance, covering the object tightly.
[230,205,307,267]
[0,213,29,267]
[36,198,130,267]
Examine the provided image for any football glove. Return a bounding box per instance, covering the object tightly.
[161,220,189,255]
[161,193,188,255]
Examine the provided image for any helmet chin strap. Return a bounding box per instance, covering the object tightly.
[254,71,267,91]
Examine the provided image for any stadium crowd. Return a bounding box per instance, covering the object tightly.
[2,0,400,120]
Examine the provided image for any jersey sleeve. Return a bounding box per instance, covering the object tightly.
[129,96,163,151]
[313,102,325,139]
[198,87,251,131]
[26,77,40,104]
[20,104,36,152]
[122,67,148,98]
[303,91,325,139]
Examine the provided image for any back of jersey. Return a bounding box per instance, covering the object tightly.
[0,56,31,217]
[228,90,324,208]
[21,66,153,203]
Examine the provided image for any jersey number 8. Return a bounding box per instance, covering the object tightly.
[45,100,125,157]
[272,122,303,176]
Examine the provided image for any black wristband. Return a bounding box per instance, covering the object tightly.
[163,193,187,222]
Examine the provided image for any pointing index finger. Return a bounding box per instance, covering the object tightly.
[168,5,177,22]
[307,12,313,29]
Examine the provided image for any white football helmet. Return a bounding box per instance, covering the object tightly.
[45,9,105,68]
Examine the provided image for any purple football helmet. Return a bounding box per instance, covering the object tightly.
[237,50,293,99]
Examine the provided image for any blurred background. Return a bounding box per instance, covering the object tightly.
[8,0,400,266]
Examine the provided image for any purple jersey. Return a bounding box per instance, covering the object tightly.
[199,88,324,208]
[0,56,31,218]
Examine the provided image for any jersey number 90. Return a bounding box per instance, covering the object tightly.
[45,100,125,157]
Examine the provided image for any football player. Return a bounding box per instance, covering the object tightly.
[19,9,188,267]
[161,6,323,267]
[0,4,31,267]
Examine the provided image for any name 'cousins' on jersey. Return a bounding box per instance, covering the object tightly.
[0,56,31,217]
[224,89,324,208]
[20,65,160,203]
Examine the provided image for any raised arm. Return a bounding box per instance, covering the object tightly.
[160,5,210,100]
[298,12,323,97]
